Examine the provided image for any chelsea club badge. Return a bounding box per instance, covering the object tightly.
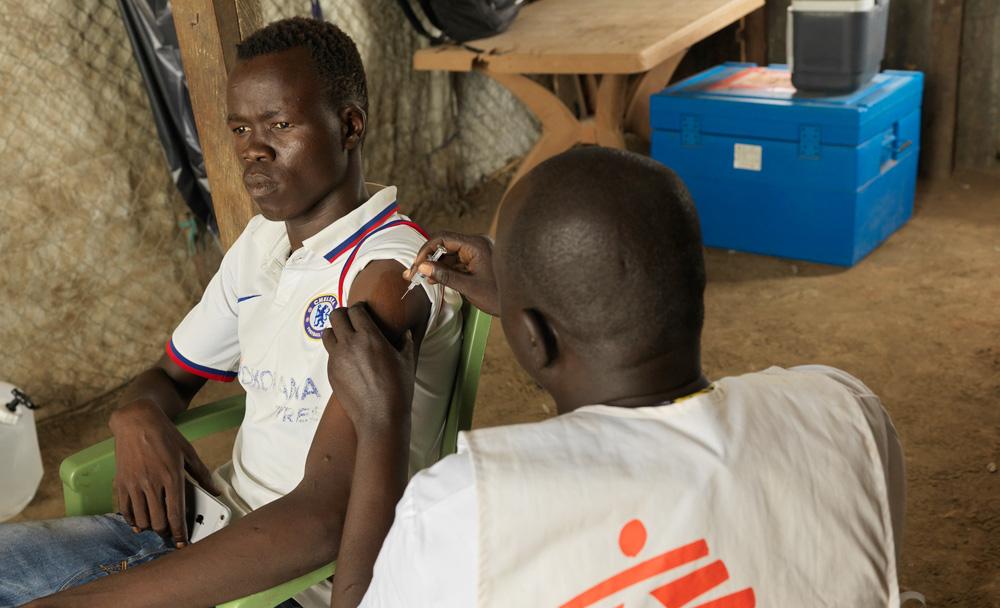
[303,294,338,340]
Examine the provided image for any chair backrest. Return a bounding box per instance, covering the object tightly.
[440,303,492,457]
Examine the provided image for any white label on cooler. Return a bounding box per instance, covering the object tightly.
[733,143,763,171]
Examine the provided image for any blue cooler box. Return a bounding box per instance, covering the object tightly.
[650,63,923,266]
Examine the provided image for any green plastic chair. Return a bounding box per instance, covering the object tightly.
[59,303,491,607]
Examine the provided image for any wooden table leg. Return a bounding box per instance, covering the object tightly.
[485,71,584,186]
[593,74,629,148]
[486,70,635,188]
[623,50,687,142]
[485,61,681,233]
[484,70,588,234]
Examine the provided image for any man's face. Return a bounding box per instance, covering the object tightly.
[226,47,351,222]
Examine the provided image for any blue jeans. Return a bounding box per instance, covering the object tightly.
[0,514,301,608]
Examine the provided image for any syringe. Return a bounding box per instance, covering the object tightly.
[401,245,448,300]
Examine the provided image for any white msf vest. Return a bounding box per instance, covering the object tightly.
[466,366,900,607]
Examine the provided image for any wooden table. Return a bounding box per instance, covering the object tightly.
[414,0,763,191]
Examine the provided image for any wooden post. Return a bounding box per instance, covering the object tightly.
[741,7,768,65]
[765,0,792,64]
[924,0,965,179]
[172,0,262,249]
[954,0,999,171]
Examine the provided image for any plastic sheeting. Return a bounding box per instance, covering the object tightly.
[118,0,215,231]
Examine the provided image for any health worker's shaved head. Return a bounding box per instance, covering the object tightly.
[496,147,705,367]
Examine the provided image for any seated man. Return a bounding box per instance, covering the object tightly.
[0,17,460,608]
[323,147,906,607]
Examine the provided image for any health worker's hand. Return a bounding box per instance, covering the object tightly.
[404,232,499,316]
[321,304,416,436]
[108,400,219,548]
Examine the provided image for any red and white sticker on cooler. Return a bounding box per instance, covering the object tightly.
[706,67,796,94]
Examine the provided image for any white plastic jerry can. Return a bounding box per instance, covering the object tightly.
[0,382,43,521]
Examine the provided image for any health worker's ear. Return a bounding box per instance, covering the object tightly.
[519,308,560,370]
[339,104,366,150]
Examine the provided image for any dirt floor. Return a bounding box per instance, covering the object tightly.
[12,169,1000,607]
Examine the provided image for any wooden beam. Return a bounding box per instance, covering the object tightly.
[172,0,262,249]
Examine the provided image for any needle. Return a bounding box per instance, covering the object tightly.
[401,245,448,300]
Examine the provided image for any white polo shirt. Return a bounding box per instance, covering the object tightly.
[360,365,904,607]
[168,185,462,516]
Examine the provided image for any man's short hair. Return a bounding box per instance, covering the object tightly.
[499,147,706,365]
[236,17,368,112]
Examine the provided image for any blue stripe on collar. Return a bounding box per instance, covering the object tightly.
[323,201,398,263]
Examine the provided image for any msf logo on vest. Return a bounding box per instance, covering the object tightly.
[560,520,755,608]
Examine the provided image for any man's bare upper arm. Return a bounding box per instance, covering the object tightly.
[299,259,430,490]
[347,259,431,351]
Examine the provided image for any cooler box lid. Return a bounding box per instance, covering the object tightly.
[650,63,923,146]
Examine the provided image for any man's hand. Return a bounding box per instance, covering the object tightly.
[321,304,416,436]
[404,232,499,316]
[109,400,219,548]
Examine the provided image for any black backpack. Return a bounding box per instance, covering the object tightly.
[395,0,523,45]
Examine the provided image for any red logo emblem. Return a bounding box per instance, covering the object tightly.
[560,520,755,608]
